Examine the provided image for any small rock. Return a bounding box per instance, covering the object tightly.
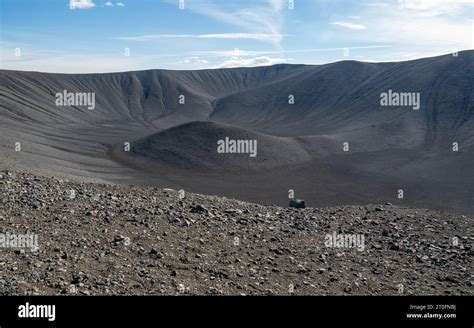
[389,243,400,251]
[191,205,207,213]
[289,199,305,209]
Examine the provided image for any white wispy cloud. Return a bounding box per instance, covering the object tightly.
[104,2,125,8]
[363,2,391,9]
[358,2,473,50]
[348,0,473,60]
[0,44,167,73]
[2,55,138,73]
[179,56,209,65]
[216,56,287,68]
[330,21,367,30]
[192,45,391,57]
[398,0,470,17]
[114,33,285,43]
[268,0,285,11]
[69,0,96,10]
[182,0,286,45]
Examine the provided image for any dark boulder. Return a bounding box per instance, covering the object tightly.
[191,204,207,213]
[289,199,305,209]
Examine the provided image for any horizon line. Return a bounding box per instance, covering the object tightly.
[1,49,472,75]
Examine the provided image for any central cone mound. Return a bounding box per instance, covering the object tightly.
[120,121,313,172]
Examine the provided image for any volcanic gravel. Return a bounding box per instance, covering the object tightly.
[0,170,472,295]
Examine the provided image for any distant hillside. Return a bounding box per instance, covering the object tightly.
[1,51,472,151]
[0,51,472,214]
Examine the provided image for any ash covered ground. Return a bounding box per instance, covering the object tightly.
[1,170,472,296]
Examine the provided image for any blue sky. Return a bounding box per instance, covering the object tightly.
[0,0,472,72]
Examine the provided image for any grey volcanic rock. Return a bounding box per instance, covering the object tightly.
[212,51,474,149]
[0,171,472,296]
[0,51,473,215]
[289,199,306,208]
[113,121,312,171]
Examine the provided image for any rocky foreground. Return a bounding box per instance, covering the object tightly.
[0,170,472,295]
